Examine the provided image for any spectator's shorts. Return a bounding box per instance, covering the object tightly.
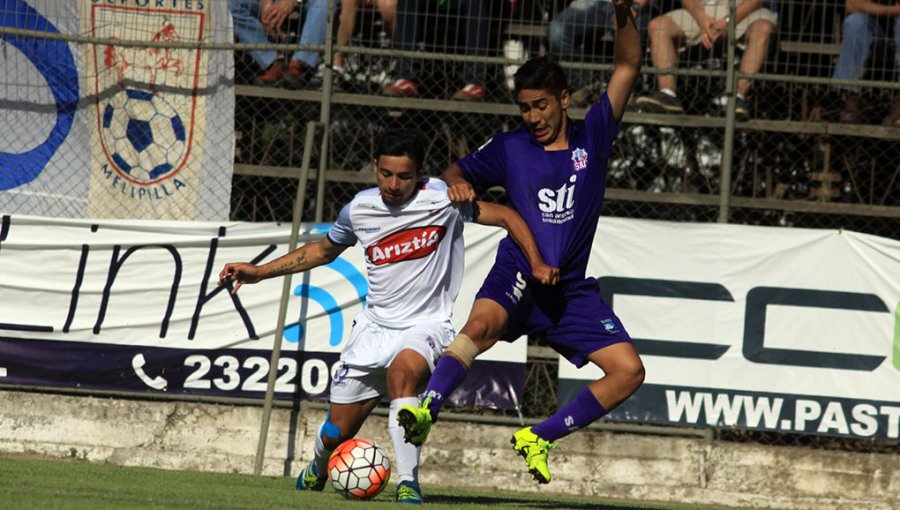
[665,3,778,46]
[329,313,453,404]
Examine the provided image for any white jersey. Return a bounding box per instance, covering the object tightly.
[328,178,475,328]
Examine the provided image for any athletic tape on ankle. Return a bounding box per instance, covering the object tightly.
[446,333,479,368]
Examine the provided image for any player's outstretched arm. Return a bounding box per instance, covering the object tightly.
[474,201,560,286]
[441,164,477,203]
[218,237,348,294]
[607,0,642,120]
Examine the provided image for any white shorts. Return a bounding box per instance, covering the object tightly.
[329,313,454,404]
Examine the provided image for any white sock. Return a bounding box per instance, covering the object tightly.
[312,422,333,477]
[660,88,677,98]
[389,397,421,485]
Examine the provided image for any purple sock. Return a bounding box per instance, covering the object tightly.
[423,355,468,421]
[532,387,607,442]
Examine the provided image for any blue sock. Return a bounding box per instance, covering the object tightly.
[532,387,607,442]
[423,355,468,421]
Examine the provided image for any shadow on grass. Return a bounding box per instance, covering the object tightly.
[427,493,653,509]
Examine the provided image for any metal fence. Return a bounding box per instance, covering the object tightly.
[1,0,898,455]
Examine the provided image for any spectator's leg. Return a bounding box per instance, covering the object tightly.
[334,0,362,69]
[881,17,900,126]
[547,0,615,92]
[293,0,331,70]
[648,14,683,93]
[832,13,878,93]
[393,0,419,81]
[736,19,774,97]
[230,0,277,70]
[462,0,491,87]
[376,0,397,36]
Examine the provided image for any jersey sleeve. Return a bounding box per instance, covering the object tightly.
[585,92,622,152]
[326,202,357,247]
[456,135,508,193]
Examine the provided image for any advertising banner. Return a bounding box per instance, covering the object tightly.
[559,218,900,440]
[0,216,525,409]
[0,0,233,220]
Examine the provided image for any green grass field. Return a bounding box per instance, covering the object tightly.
[0,454,723,510]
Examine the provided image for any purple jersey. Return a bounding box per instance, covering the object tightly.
[457,93,621,282]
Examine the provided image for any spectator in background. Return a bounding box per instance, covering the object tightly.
[635,0,777,120]
[230,0,330,87]
[832,0,900,126]
[333,0,397,83]
[382,0,517,101]
[548,0,654,107]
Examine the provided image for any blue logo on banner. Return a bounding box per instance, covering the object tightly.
[0,0,78,190]
[283,256,368,347]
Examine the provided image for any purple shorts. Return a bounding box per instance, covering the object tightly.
[475,248,632,368]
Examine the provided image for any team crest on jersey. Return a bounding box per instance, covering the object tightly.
[89,2,203,197]
[366,226,447,265]
[571,148,588,171]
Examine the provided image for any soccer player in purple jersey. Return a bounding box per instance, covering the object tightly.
[397,0,645,485]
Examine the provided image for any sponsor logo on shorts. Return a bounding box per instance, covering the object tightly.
[332,362,349,386]
[505,272,527,304]
[366,226,446,265]
[601,318,620,333]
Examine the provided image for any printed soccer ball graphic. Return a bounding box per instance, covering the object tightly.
[101,88,186,183]
[328,438,391,500]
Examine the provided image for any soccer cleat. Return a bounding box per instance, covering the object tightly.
[397,396,433,446]
[295,459,327,491]
[511,427,556,484]
[396,480,424,504]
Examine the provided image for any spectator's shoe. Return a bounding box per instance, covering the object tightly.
[880,101,900,127]
[254,59,288,87]
[734,97,750,121]
[396,481,424,504]
[838,95,864,124]
[511,427,556,484]
[285,60,314,89]
[635,91,684,114]
[383,79,418,98]
[295,460,327,491]
[397,396,432,447]
[452,83,486,102]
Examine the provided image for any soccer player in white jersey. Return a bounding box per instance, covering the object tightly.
[218,128,559,504]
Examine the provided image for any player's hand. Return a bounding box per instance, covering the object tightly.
[532,264,560,286]
[447,181,476,203]
[218,262,263,295]
[261,0,294,35]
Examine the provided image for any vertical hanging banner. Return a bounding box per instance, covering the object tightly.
[80,0,233,220]
[0,0,233,220]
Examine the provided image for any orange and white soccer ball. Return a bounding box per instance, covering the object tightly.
[328,438,391,500]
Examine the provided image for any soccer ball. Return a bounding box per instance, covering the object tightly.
[101,88,186,183]
[328,438,391,500]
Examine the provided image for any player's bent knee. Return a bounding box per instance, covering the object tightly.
[445,333,480,369]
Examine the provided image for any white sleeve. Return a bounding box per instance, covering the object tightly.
[327,202,357,246]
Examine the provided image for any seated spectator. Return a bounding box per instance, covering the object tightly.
[635,0,777,120]
[382,0,515,101]
[548,0,654,107]
[333,0,397,84]
[230,0,331,87]
[832,0,900,126]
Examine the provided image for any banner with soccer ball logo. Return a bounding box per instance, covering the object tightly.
[0,0,233,220]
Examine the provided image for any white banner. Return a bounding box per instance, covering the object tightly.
[0,215,524,407]
[0,0,234,220]
[560,218,900,439]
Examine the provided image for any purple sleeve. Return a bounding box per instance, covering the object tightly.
[585,93,622,151]
[455,135,508,193]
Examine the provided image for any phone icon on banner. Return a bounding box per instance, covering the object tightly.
[132,353,167,390]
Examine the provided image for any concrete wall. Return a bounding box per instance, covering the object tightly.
[1,390,896,510]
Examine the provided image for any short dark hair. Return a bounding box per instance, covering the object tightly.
[375,128,427,171]
[513,55,569,99]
